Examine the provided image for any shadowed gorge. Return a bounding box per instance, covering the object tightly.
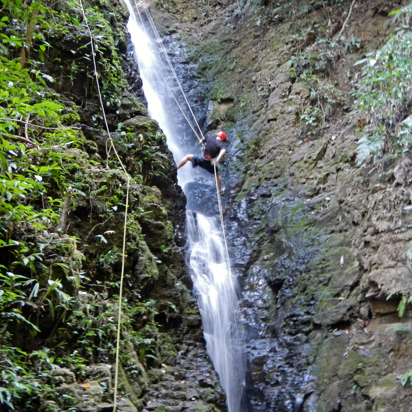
[2,0,412,411]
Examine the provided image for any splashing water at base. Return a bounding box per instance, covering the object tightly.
[125,1,246,410]
[186,212,246,412]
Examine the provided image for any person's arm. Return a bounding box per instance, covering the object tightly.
[213,148,226,164]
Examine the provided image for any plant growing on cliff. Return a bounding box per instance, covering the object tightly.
[402,369,412,387]
[0,345,53,410]
[292,69,343,134]
[0,6,90,408]
[354,5,412,163]
[0,1,182,410]
[386,291,411,318]
[289,37,342,77]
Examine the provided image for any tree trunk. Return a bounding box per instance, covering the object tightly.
[19,3,40,69]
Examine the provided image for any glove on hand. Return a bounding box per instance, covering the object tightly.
[210,158,219,166]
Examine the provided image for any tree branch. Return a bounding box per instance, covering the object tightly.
[338,0,356,38]
[24,114,30,141]
[57,187,73,233]
[0,117,81,130]
[0,132,39,148]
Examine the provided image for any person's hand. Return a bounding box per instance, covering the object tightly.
[211,158,219,166]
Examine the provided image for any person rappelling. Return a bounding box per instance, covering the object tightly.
[176,131,227,195]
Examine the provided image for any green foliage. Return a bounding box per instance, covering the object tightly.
[0,53,83,327]
[0,0,49,59]
[301,106,321,127]
[401,369,412,386]
[386,291,411,318]
[289,37,342,76]
[56,296,162,371]
[44,0,127,107]
[0,1,178,410]
[354,5,412,162]
[290,37,345,136]
[356,129,386,165]
[345,36,361,53]
[0,271,41,332]
[0,345,54,410]
[0,4,93,408]
[397,295,412,318]
[116,128,168,183]
[293,69,343,134]
[0,264,75,337]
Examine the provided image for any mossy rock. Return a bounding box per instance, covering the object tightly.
[312,334,350,384]
[368,374,398,408]
[132,239,159,291]
[123,116,159,135]
[313,298,354,327]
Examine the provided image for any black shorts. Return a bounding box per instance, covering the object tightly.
[192,156,217,174]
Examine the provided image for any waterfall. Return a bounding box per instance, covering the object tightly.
[125,2,246,411]
[186,212,246,412]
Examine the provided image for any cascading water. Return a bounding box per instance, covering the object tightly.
[125,1,246,411]
[185,212,246,412]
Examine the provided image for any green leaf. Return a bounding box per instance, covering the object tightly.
[388,9,402,16]
[398,296,408,318]
[0,387,14,409]
[47,298,55,319]
[28,282,40,299]
[0,152,7,172]
[95,234,108,244]
[40,73,54,83]
[47,279,62,289]
[401,369,412,386]
[33,101,61,110]
[4,311,40,332]
[354,57,368,66]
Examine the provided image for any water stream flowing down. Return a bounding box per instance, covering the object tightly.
[125,1,246,411]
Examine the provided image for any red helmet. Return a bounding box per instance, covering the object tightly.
[216,131,227,142]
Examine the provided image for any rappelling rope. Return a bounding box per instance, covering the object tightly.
[133,1,233,272]
[80,5,232,411]
[78,2,129,411]
[141,4,205,142]
[132,1,204,142]
[214,165,233,280]
[132,0,205,143]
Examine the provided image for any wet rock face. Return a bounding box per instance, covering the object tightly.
[142,342,227,412]
[228,141,412,410]
[227,187,331,411]
[150,0,412,410]
[184,180,220,216]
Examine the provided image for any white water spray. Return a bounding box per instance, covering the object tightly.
[186,212,246,412]
[125,2,246,410]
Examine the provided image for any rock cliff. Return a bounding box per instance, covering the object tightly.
[0,0,224,411]
[3,0,412,411]
[149,0,412,410]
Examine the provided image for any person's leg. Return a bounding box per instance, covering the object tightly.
[176,154,193,169]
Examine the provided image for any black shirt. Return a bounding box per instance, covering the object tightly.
[203,137,224,159]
